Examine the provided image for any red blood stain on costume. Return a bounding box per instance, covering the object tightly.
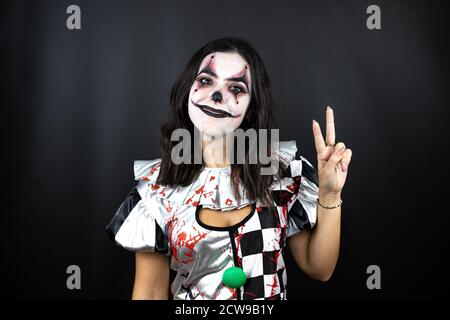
[226,287,237,299]
[141,159,159,181]
[185,186,205,205]
[151,183,160,191]
[233,227,245,266]
[171,220,210,264]
[286,176,302,193]
[281,206,288,222]
[264,251,281,270]
[202,190,214,198]
[193,284,206,300]
[266,274,278,297]
[286,182,298,193]
[278,190,292,207]
[167,212,180,261]
[183,229,209,258]
[165,201,172,213]
[150,163,161,175]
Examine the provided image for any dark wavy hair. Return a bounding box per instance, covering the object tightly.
[156,37,281,206]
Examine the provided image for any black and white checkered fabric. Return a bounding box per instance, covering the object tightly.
[230,156,319,300]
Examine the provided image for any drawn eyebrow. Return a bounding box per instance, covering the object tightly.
[197,66,249,91]
[225,76,248,91]
[197,66,216,78]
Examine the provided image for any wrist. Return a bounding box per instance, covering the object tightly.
[317,191,342,208]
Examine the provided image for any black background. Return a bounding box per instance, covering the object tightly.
[2,0,449,299]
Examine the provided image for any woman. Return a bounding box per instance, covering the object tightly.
[106,37,352,300]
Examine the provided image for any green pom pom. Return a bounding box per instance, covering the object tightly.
[222,266,247,288]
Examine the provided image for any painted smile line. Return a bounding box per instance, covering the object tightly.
[191,100,240,118]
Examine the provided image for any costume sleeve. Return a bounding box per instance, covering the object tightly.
[105,159,171,255]
[271,141,319,238]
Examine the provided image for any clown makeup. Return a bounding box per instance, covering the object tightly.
[188,52,252,137]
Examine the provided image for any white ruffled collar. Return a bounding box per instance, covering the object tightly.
[133,140,298,211]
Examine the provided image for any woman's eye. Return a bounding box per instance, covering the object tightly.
[230,86,245,95]
[198,78,212,86]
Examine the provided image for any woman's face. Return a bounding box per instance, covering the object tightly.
[188,52,252,136]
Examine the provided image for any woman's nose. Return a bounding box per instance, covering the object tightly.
[211,91,222,103]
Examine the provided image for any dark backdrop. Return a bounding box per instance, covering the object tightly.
[2,0,449,299]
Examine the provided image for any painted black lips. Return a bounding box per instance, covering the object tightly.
[192,100,237,118]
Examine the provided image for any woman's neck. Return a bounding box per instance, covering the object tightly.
[202,133,233,168]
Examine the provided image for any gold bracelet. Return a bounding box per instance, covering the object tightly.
[317,198,343,209]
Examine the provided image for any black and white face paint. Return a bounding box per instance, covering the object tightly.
[188,52,252,136]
